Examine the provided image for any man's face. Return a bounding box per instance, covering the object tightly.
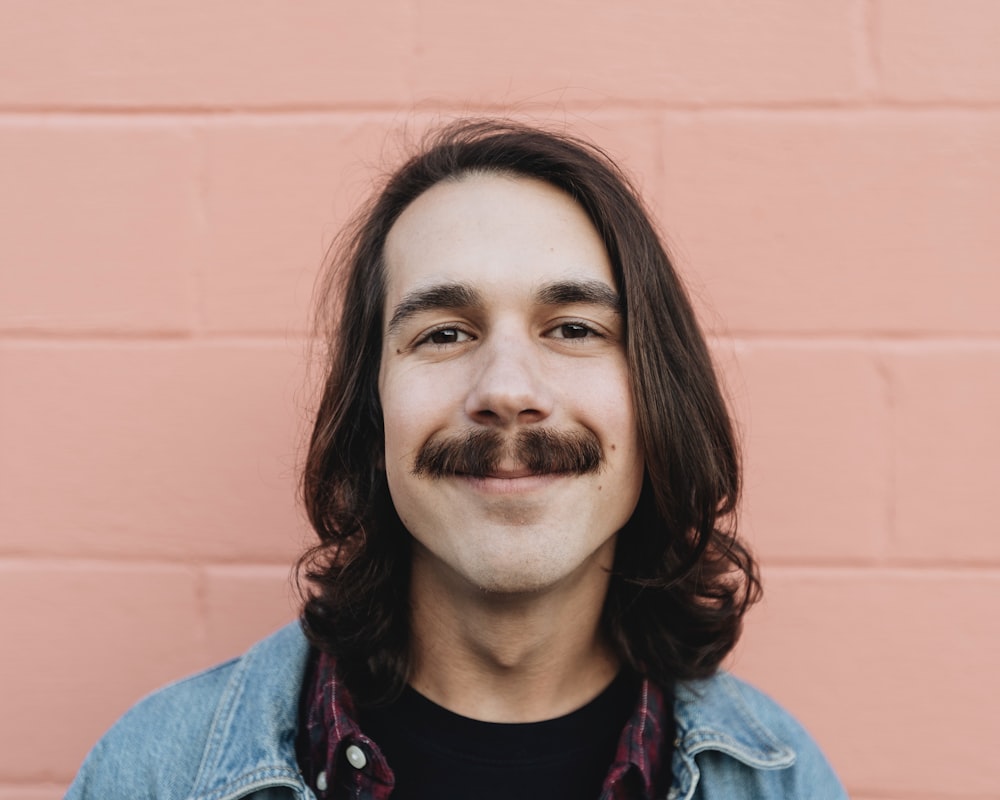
[378,173,644,597]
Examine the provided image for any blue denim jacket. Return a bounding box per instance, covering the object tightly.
[67,623,846,799]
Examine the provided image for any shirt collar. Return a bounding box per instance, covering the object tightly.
[601,677,671,799]
[302,651,396,799]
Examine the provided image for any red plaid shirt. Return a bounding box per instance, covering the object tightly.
[299,650,672,800]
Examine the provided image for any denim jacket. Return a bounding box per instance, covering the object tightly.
[67,623,846,799]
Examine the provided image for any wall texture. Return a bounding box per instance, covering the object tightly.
[1,2,998,797]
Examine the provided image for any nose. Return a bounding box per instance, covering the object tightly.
[464,335,554,427]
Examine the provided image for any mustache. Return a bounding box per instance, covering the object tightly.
[412,428,603,479]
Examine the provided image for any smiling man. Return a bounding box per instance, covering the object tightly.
[68,120,846,799]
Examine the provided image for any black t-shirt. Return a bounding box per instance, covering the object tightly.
[359,672,639,800]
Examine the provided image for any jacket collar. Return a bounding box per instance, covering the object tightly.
[186,623,795,799]
[667,673,796,800]
[674,674,795,768]
[188,623,311,800]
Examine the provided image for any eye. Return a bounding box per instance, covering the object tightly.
[418,326,474,347]
[549,322,600,340]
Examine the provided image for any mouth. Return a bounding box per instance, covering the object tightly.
[456,466,564,495]
[478,466,540,480]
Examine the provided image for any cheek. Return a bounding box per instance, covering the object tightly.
[379,378,449,477]
[588,373,643,490]
[381,410,415,478]
[378,366,417,458]
[584,365,638,444]
[381,361,467,438]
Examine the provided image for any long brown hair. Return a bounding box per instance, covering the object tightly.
[299,119,760,705]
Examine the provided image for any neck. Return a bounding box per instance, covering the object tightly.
[407,546,619,723]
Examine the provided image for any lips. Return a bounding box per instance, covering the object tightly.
[460,469,562,497]
[477,465,539,480]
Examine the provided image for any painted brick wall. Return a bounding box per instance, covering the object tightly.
[1,2,997,797]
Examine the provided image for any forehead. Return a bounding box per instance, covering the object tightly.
[382,173,614,306]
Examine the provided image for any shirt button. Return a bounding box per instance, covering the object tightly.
[346,744,368,770]
[316,770,329,791]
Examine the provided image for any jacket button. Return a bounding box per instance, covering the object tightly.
[346,744,368,770]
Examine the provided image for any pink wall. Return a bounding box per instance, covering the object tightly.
[2,2,998,797]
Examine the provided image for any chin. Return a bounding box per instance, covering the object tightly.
[459,543,615,598]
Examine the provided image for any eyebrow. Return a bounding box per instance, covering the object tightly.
[535,280,621,313]
[386,278,622,334]
[387,283,483,334]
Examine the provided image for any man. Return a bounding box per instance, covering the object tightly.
[68,120,846,799]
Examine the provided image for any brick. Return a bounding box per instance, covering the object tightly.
[0,562,203,782]
[0,1,410,108]
[410,0,861,105]
[728,344,889,563]
[567,113,669,221]
[0,124,200,333]
[878,0,1000,102]
[732,568,1000,796]
[202,565,298,663]
[889,345,1000,563]
[658,112,1000,333]
[0,342,310,563]
[199,117,398,332]
[0,788,64,800]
